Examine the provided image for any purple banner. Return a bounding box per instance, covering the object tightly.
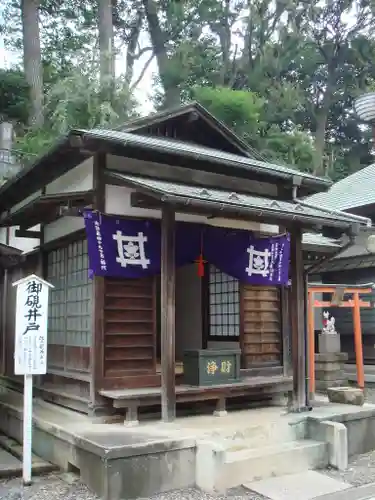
[205,227,290,286]
[83,210,290,285]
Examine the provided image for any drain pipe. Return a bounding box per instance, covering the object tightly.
[291,180,367,410]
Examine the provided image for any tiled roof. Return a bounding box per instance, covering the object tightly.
[83,128,332,189]
[314,253,375,273]
[302,233,340,248]
[108,172,367,230]
[117,101,257,159]
[307,163,375,211]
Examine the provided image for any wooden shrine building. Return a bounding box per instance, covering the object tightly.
[0,103,370,421]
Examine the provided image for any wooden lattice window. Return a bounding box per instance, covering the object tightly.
[208,265,240,340]
[47,239,92,351]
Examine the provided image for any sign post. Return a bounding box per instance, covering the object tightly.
[12,274,54,486]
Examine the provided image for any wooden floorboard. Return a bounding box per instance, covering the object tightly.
[99,375,292,400]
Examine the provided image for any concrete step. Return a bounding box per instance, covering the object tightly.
[217,421,304,450]
[220,439,328,489]
[197,439,328,492]
[0,434,57,476]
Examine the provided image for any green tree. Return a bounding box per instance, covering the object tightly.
[15,56,138,157]
[0,68,29,126]
[194,86,318,172]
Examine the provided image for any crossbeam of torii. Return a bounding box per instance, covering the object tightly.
[308,282,375,395]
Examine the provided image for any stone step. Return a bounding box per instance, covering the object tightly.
[0,434,57,476]
[197,439,328,492]
[218,422,304,450]
[209,414,305,440]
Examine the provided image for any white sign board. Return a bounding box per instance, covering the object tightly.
[13,274,53,375]
[12,274,53,485]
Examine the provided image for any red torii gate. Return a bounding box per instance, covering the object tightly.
[308,283,375,394]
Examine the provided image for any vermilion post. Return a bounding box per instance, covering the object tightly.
[308,290,315,395]
[353,292,365,389]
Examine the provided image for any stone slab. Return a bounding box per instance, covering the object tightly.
[327,386,365,406]
[0,447,22,478]
[314,481,375,500]
[243,470,350,500]
[316,353,348,362]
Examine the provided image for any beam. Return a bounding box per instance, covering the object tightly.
[14,229,41,239]
[290,228,307,411]
[313,300,371,308]
[160,205,176,422]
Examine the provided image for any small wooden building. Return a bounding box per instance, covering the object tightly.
[308,165,375,365]
[0,103,367,420]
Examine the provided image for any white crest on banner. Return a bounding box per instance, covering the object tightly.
[113,230,150,269]
[246,245,271,277]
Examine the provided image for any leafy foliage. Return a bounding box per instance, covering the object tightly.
[2,0,375,181]
[194,86,318,172]
[15,54,138,157]
[0,68,29,125]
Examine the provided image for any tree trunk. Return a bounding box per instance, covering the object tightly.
[21,0,43,127]
[125,9,143,86]
[313,111,328,176]
[142,0,181,108]
[98,0,115,100]
[313,74,335,177]
[218,0,231,85]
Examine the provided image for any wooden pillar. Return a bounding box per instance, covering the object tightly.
[161,205,176,422]
[353,292,365,389]
[281,286,291,376]
[1,268,8,375]
[290,228,307,410]
[308,289,315,396]
[90,152,107,416]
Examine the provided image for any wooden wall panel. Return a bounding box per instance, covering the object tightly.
[241,285,282,366]
[103,276,156,381]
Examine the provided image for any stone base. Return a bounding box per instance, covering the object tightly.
[318,333,341,354]
[315,352,348,394]
[327,386,365,406]
[315,353,349,363]
[316,380,348,392]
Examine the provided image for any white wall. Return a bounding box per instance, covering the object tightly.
[105,184,279,233]
[45,157,93,195]
[8,226,39,253]
[43,158,93,243]
[44,216,85,244]
[0,228,7,244]
[175,264,202,359]
[0,159,93,248]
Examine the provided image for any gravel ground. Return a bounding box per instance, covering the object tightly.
[0,473,268,500]
[5,387,375,500]
[318,383,375,487]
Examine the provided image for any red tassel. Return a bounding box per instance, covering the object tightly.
[197,253,205,277]
[195,230,207,277]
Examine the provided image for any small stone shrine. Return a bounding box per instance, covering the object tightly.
[315,312,348,392]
